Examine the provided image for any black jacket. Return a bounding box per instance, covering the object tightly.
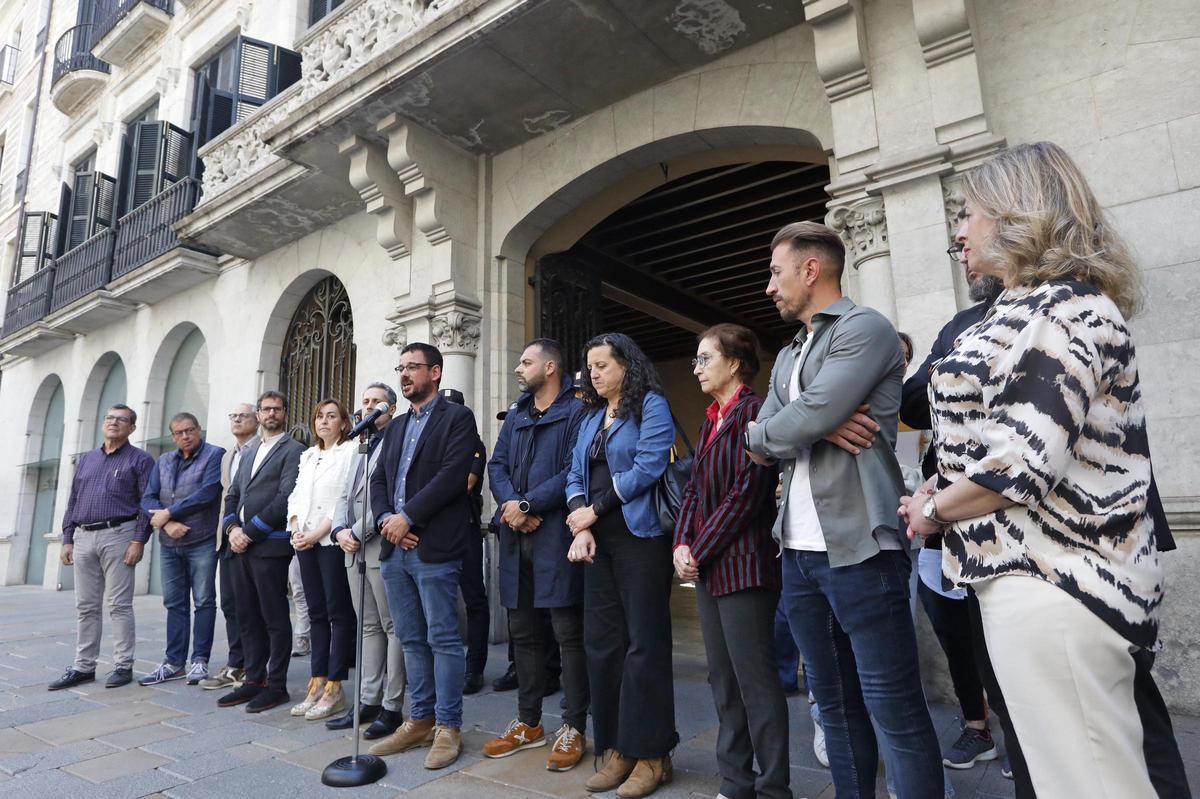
[901,299,1174,551]
[370,397,479,562]
[221,434,305,558]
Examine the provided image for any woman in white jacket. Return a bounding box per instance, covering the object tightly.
[287,399,358,720]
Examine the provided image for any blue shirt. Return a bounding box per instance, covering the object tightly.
[391,393,443,524]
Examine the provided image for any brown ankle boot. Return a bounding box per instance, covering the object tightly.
[367,717,435,756]
[584,750,635,792]
[616,756,672,798]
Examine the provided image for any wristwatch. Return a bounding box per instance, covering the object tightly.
[922,495,948,526]
[517,499,531,515]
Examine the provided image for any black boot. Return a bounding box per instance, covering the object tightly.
[363,708,403,740]
[492,663,518,692]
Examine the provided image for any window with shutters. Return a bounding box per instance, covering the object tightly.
[56,151,117,255]
[191,36,301,153]
[309,0,347,27]
[14,211,56,286]
[121,120,191,214]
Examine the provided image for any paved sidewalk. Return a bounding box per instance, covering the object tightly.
[0,586,1196,798]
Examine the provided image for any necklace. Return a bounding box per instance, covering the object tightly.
[607,405,618,419]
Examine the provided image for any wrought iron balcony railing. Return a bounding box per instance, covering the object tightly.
[113,178,203,278]
[50,228,116,312]
[3,268,56,337]
[51,25,110,88]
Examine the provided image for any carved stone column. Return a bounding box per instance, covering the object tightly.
[941,175,972,310]
[827,197,897,323]
[430,308,482,401]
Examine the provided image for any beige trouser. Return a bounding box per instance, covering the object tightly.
[347,545,406,711]
[975,574,1155,799]
[72,521,138,672]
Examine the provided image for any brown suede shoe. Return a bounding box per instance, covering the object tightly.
[616,756,672,798]
[584,749,635,792]
[482,719,545,758]
[546,724,585,772]
[367,717,436,756]
[424,725,462,769]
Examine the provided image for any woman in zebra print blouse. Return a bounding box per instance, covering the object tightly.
[899,142,1170,798]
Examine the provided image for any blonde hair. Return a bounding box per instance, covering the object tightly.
[962,141,1142,318]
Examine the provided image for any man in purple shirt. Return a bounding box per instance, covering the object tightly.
[49,404,155,691]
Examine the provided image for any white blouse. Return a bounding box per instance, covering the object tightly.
[287,440,357,546]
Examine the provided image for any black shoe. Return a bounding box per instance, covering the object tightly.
[105,668,133,688]
[325,703,382,730]
[492,664,518,692]
[464,672,485,695]
[218,683,262,708]
[246,688,290,713]
[48,668,95,691]
[542,674,560,697]
[363,708,403,740]
[560,694,568,711]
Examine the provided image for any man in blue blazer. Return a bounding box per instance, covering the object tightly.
[366,343,479,770]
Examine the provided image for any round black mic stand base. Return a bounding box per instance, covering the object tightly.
[321,753,387,787]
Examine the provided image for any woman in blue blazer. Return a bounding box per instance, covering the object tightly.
[566,333,677,798]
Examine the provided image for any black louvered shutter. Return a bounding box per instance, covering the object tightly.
[129,121,163,209]
[234,36,272,122]
[162,124,193,184]
[54,183,73,257]
[91,173,117,231]
[16,212,56,284]
[274,46,302,94]
[116,132,132,217]
[68,175,94,253]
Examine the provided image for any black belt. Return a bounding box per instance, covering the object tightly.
[77,514,137,532]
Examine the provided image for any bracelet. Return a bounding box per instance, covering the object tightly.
[930,495,951,526]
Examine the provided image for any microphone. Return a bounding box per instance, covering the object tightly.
[344,402,390,440]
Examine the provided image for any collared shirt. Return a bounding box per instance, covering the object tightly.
[229,437,256,483]
[704,384,751,449]
[392,393,443,523]
[251,431,284,478]
[141,442,223,519]
[62,441,155,545]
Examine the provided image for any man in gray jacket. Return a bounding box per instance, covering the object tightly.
[327,382,406,740]
[745,221,942,799]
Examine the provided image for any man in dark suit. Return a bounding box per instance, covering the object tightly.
[366,343,479,770]
[216,390,305,713]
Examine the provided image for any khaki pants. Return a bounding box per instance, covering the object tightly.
[347,554,406,711]
[72,521,138,672]
[976,575,1155,799]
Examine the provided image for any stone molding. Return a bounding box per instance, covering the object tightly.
[430,310,481,352]
[911,0,975,67]
[826,197,888,268]
[198,88,301,199]
[340,134,414,260]
[803,0,871,101]
[942,174,965,240]
[382,321,408,350]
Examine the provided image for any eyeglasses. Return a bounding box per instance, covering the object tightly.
[103,415,133,424]
[257,406,285,415]
[946,243,964,262]
[227,412,254,420]
[690,354,714,370]
[170,426,199,438]
[394,363,432,374]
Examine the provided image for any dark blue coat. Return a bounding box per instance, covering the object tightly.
[488,380,585,609]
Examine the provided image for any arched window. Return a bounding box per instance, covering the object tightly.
[93,359,127,449]
[148,328,210,456]
[25,382,64,585]
[279,276,355,444]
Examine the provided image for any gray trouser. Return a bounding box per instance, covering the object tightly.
[696,578,792,799]
[348,555,406,711]
[290,557,310,638]
[73,521,138,672]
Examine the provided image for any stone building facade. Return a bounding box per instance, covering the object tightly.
[0,0,1196,710]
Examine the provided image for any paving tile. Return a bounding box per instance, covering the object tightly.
[0,695,105,728]
[17,700,186,745]
[0,765,97,798]
[0,738,116,776]
[142,720,286,760]
[62,748,173,783]
[97,723,192,750]
[158,742,274,781]
[163,756,398,799]
[462,743,595,798]
[400,771,552,798]
[0,728,51,756]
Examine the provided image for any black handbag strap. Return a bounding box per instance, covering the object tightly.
[669,411,694,458]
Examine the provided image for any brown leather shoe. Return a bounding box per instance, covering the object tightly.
[584,749,635,792]
[482,719,545,758]
[367,717,436,756]
[546,724,585,772]
[424,725,462,769]
[616,756,672,798]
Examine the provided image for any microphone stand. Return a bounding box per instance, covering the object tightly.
[321,426,387,787]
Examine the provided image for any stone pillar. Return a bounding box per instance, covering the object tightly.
[827,197,896,323]
[941,174,972,310]
[430,308,483,400]
[911,0,988,144]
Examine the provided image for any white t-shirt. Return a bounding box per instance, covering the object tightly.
[782,333,827,552]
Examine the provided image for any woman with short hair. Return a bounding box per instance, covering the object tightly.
[902,141,1170,797]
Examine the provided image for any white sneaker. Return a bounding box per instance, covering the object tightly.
[186,659,209,686]
[810,701,829,768]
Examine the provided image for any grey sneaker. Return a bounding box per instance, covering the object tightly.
[138,662,184,686]
[1001,756,1013,779]
[186,659,209,686]
[942,726,997,769]
[291,636,310,657]
[199,665,244,691]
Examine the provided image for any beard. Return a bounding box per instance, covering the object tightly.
[969,274,1004,303]
[518,372,544,394]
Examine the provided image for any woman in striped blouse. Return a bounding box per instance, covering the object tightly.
[674,323,787,799]
[900,141,1169,798]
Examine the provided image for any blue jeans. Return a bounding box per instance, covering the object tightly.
[780,548,942,799]
[773,601,800,693]
[380,549,465,728]
[160,538,218,667]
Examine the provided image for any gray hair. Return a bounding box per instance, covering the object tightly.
[365,382,398,407]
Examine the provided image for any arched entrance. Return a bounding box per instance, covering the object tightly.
[279,275,356,444]
[23,378,66,585]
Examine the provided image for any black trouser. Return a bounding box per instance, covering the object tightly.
[459,530,490,676]
[510,605,587,732]
[506,613,562,678]
[218,550,243,669]
[297,545,356,682]
[1135,648,1193,799]
[967,588,1034,798]
[585,525,678,759]
[696,580,790,799]
[917,581,986,722]
[230,553,292,691]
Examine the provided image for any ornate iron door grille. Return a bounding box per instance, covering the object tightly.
[533,253,600,376]
[279,276,356,444]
